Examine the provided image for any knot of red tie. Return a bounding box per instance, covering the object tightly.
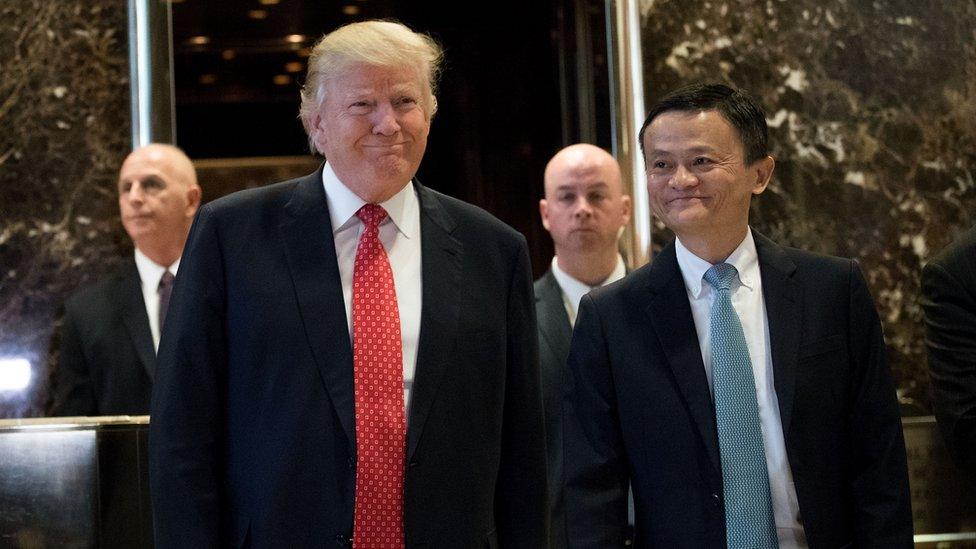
[356,203,388,229]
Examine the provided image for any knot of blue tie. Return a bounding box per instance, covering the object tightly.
[703,262,738,291]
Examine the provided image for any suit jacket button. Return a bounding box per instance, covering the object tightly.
[335,534,350,545]
[347,457,354,469]
[710,493,721,507]
[408,460,419,468]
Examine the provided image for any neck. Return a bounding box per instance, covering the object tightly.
[556,247,619,286]
[136,240,183,268]
[677,225,748,264]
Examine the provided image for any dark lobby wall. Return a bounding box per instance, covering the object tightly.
[639,0,976,412]
[0,0,131,417]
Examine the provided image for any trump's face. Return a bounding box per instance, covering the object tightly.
[310,63,431,203]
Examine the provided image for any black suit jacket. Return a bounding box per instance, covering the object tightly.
[49,260,155,416]
[150,167,547,548]
[564,232,912,548]
[922,224,976,472]
[534,269,573,549]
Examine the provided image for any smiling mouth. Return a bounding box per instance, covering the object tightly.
[364,143,407,148]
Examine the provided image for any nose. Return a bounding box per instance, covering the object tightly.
[669,164,698,189]
[372,103,401,136]
[126,182,145,204]
[573,196,593,218]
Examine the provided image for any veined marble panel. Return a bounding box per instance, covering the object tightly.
[639,0,976,412]
[0,1,130,417]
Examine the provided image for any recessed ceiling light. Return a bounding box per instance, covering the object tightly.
[199,74,217,85]
[221,49,236,60]
[284,61,304,73]
[273,74,293,86]
[342,5,361,15]
[258,0,280,4]
[248,9,268,19]
[285,34,306,44]
[186,35,210,45]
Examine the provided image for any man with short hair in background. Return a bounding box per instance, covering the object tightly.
[564,83,912,548]
[49,143,200,416]
[150,20,546,548]
[535,143,630,548]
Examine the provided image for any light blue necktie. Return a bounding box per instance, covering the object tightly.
[703,263,778,549]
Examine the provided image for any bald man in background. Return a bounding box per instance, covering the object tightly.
[49,144,201,416]
[536,144,631,548]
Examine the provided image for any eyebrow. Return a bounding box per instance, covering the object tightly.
[555,182,609,192]
[649,145,720,156]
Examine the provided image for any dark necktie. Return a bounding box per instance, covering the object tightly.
[703,263,778,548]
[158,270,175,331]
[351,204,405,548]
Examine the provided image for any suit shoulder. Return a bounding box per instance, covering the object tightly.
[424,187,525,245]
[534,269,555,293]
[586,261,652,306]
[779,245,853,271]
[928,225,976,274]
[200,177,300,220]
[63,267,132,316]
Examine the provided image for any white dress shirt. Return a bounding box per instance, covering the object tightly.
[674,229,807,548]
[550,254,626,326]
[322,162,422,414]
[133,248,179,352]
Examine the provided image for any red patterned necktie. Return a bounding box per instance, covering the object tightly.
[352,204,406,548]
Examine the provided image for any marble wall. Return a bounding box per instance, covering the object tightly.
[639,0,976,413]
[0,1,130,417]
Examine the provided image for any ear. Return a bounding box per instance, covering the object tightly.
[539,198,551,231]
[309,113,328,155]
[185,185,202,217]
[620,194,632,225]
[751,155,775,196]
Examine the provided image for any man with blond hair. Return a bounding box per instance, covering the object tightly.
[49,143,200,416]
[150,21,547,548]
[535,143,630,548]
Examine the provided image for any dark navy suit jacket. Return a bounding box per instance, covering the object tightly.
[49,260,155,416]
[150,166,547,548]
[922,224,976,472]
[535,269,573,549]
[564,232,912,548]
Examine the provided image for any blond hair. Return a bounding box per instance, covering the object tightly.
[299,20,444,154]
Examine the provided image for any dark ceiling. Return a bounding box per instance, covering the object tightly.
[172,0,399,105]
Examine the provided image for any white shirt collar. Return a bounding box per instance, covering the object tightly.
[551,254,626,294]
[551,254,627,325]
[321,161,416,239]
[133,247,179,287]
[674,227,759,298]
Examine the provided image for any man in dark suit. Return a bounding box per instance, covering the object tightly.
[922,224,976,472]
[49,144,200,416]
[564,83,912,548]
[149,21,546,548]
[535,143,630,548]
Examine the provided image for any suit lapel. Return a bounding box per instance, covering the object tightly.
[644,243,721,472]
[535,270,572,364]
[278,166,357,448]
[120,261,156,380]
[407,182,462,460]
[754,231,800,438]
